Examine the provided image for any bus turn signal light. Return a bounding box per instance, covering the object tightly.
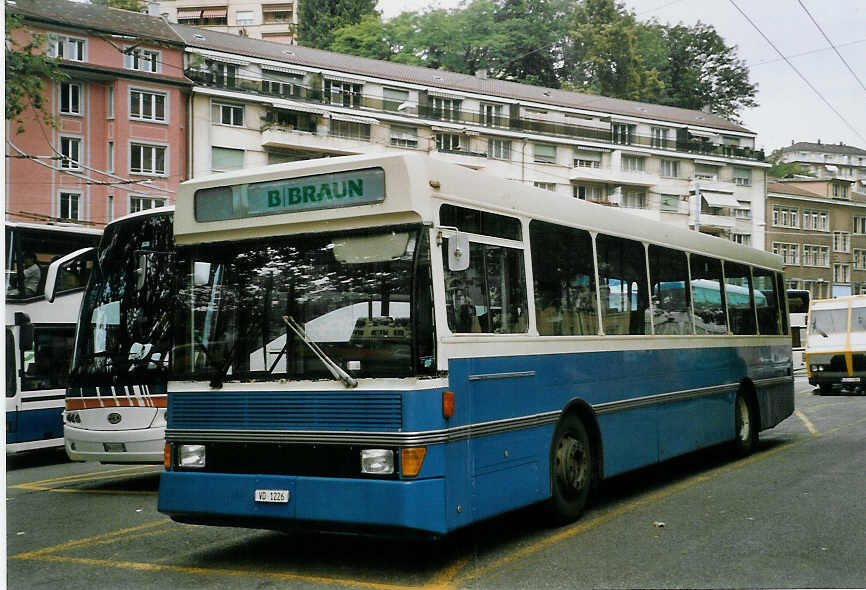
[163,443,172,470]
[442,391,454,419]
[401,447,426,477]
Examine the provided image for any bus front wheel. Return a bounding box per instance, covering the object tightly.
[547,414,593,523]
[733,391,758,455]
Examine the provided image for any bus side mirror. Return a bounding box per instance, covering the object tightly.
[45,247,94,303]
[448,233,470,272]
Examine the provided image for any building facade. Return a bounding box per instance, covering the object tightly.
[776,141,866,193]
[174,26,769,248]
[157,0,298,44]
[767,179,866,299]
[6,0,190,227]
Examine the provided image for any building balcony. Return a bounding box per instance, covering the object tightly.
[690,213,735,229]
[185,69,767,163]
[261,124,377,155]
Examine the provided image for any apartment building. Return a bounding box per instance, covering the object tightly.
[776,141,866,193]
[157,0,298,44]
[767,178,866,299]
[174,26,769,247]
[6,0,190,227]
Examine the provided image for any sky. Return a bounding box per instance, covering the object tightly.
[376,0,866,153]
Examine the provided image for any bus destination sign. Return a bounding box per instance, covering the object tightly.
[194,167,385,222]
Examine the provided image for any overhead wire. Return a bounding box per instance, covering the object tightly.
[795,0,866,95]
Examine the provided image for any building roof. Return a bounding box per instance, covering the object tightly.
[7,0,183,45]
[767,182,823,197]
[780,141,866,156]
[172,24,754,135]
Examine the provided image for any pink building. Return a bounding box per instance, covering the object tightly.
[6,0,191,227]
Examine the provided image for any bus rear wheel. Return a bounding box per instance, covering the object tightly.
[732,391,758,455]
[547,414,593,523]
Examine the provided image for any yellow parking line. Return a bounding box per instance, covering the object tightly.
[11,484,156,495]
[795,409,819,435]
[13,520,173,558]
[11,465,161,489]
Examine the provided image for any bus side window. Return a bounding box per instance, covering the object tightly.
[21,326,76,391]
[723,261,757,335]
[529,220,598,336]
[753,267,783,335]
[595,234,649,336]
[6,329,16,397]
[690,255,728,335]
[648,245,692,335]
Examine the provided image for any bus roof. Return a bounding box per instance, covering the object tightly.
[4,221,102,237]
[105,205,175,228]
[811,295,866,310]
[175,153,783,270]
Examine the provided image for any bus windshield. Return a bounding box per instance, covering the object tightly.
[809,308,848,337]
[71,212,175,385]
[171,226,434,383]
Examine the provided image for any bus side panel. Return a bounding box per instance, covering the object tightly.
[757,380,795,430]
[597,408,659,477]
[6,410,20,444]
[16,406,64,445]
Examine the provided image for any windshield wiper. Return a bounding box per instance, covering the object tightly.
[282,315,357,388]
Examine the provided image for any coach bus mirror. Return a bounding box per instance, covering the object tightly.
[44,247,94,303]
[194,262,212,286]
[448,233,470,272]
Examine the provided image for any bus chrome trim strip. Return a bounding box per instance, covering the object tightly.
[468,371,536,381]
[165,376,792,446]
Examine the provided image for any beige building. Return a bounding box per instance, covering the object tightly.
[776,141,866,193]
[767,178,866,298]
[171,25,771,247]
[155,0,298,43]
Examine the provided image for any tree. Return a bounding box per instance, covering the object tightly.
[5,14,68,134]
[766,150,815,179]
[91,0,146,10]
[298,0,378,50]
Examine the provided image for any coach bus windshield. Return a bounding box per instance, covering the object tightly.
[171,226,434,383]
[70,212,175,386]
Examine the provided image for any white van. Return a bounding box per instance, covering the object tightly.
[805,295,866,393]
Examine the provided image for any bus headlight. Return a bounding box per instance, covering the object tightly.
[179,444,206,469]
[360,449,394,475]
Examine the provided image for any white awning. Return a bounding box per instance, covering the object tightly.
[701,190,741,209]
[262,65,307,77]
[176,9,201,19]
[201,8,227,18]
[271,99,326,116]
[329,113,379,125]
[694,159,724,167]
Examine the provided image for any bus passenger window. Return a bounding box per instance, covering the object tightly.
[723,261,757,335]
[444,241,527,334]
[690,255,727,335]
[648,245,692,335]
[21,326,76,391]
[529,220,598,336]
[753,267,783,335]
[595,234,649,335]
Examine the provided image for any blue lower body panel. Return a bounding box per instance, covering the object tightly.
[159,471,448,535]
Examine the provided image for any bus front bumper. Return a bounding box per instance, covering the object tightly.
[64,425,165,464]
[158,471,448,536]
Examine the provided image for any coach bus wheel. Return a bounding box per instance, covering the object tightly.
[548,414,593,523]
[733,391,758,456]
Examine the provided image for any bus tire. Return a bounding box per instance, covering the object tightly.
[732,391,758,456]
[818,382,832,395]
[547,413,593,524]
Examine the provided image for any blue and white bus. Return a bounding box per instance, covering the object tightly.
[158,153,794,536]
[6,222,101,453]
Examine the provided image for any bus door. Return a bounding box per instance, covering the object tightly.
[6,328,20,443]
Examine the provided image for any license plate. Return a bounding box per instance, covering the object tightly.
[103,442,126,452]
[254,489,290,504]
[842,377,860,383]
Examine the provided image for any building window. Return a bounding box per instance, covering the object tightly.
[803,209,829,231]
[209,61,237,88]
[660,159,679,178]
[383,87,409,112]
[211,147,244,171]
[854,216,866,234]
[330,120,370,141]
[263,4,293,23]
[833,231,850,253]
[49,35,86,61]
[832,183,849,199]
[436,133,461,152]
[802,245,830,267]
[612,123,634,145]
[236,10,255,25]
[733,167,752,186]
[660,194,680,212]
[130,143,166,175]
[854,249,866,271]
[694,163,718,181]
[130,196,167,213]
[735,202,751,219]
[430,96,461,121]
[389,125,418,148]
[59,192,81,220]
[834,263,850,283]
[212,101,244,126]
[481,103,504,127]
[772,206,799,228]
[622,188,646,209]
[60,82,81,115]
[772,242,799,265]
[124,48,160,73]
[731,233,751,246]
[107,195,114,222]
[107,86,114,119]
[59,137,81,169]
[574,183,605,202]
[651,127,669,149]
[107,141,114,173]
[533,143,557,164]
[261,72,303,97]
[325,80,362,108]
[533,182,556,192]
[574,149,601,168]
[488,138,511,161]
[130,89,166,122]
[621,155,645,172]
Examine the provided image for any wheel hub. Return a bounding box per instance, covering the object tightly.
[555,435,587,494]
